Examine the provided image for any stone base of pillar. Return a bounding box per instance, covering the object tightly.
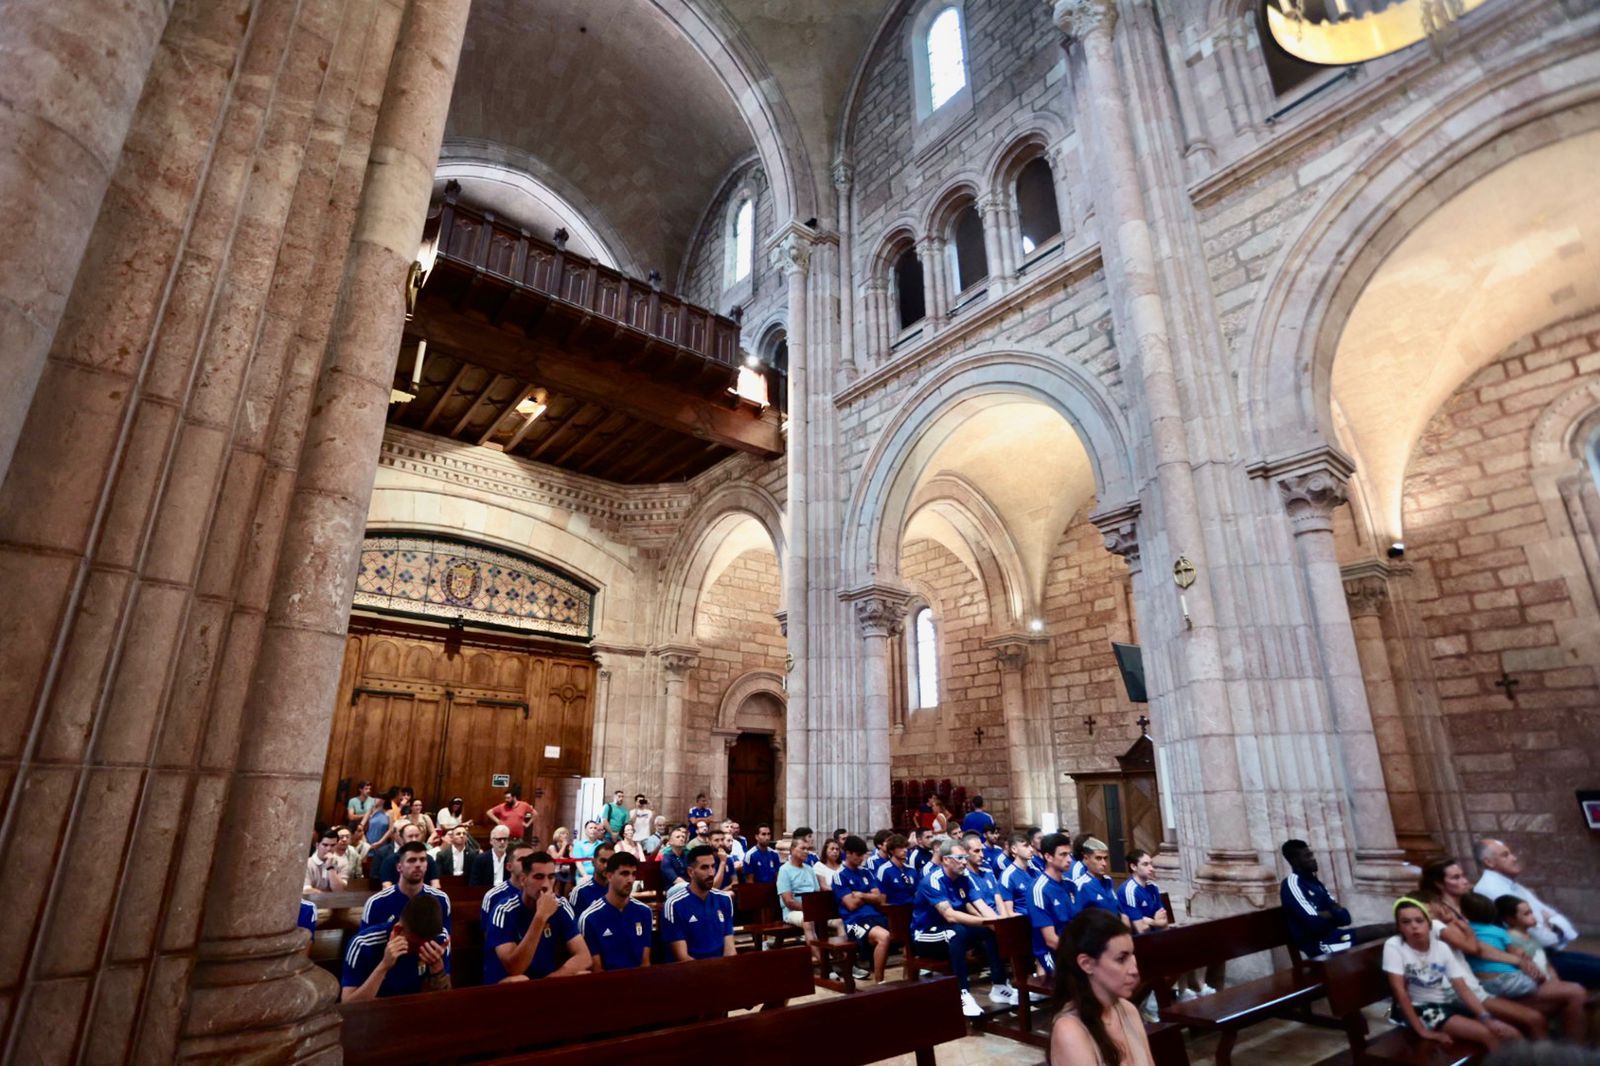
[1192,850,1277,917]
[1396,831,1441,860]
[179,935,341,1064]
[1352,849,1421,917]
[1153,839,1184,884]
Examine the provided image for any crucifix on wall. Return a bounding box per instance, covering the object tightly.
[1495,672,1520,703]
[1136,715,1150,736]
[972,726,985,745]
[1083,715,1096,736]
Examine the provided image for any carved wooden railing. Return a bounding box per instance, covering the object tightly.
[425,184,742,369]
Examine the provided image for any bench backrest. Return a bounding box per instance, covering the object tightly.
[800,889,840,924]
[1134,907,1299,979]
[478,975,966,1066]
[1321,940,1390,1019]
[339,945,814,1066]
[731,881,779,923]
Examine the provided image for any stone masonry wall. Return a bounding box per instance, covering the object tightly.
[1403,307,1600,917]
[679,158,786,344]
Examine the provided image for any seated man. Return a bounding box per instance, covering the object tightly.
[571,821,603,879]
[340,893,451,1001]
[879,833,919,906]
[791,826,821,867]
[1119,849,1169,934]
[480,845,536,923]
[362,843,452,930]
[658,825,691,891]
[907,827,936,874]
[982,826,1008,874]
[1073,837,1126,921]
[298,897,318,938]
[868,829,893,877]
[578,852,654,971]
[1031,832,1079,974]
[742,824,783,884]
[662,845,736,961]
[1001,832,1037,920]
[962,832,1005,915]
[304,827,346,893]
[1475,837,1600,988]
[707,828,739,887]
[376,823,440,888]
[1280,839,1358,958]
[484,851,591,982]
[913,838,1016,1017]
[435,825,474,878]
[571,841,617,915]
[469,825,514,887]
[836,835,892,983]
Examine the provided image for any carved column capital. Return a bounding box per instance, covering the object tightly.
[831,158,854,188]
[1248,446,1355,537]
[773,609,788,638]
[655,644,701,678]
[842,584,911,639]
[1090,500,1141,570]
[1343,574,1388,618]
[1051,0,1117,41]
[993,641,1029,672]
[769,229,813,279]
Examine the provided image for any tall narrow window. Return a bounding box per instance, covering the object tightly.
[732,198,754,283]
[1016,156,1061,257]
[908,607,939,710]
[926,7,966,112]
[950,203,988,292]
[894,248,926,331]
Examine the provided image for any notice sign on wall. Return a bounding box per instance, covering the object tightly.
[543,745,561,759]
[491,773,510,788]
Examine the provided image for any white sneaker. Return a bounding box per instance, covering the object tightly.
[1176,987,1197,1001]
[960,990,982,1017]
[852,966,871,981]
[988,982,1018,1005]
[1198,984,1217,997]
[1140,992,1160,1023]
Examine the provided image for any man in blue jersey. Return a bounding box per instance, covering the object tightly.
[484,851,591,982]
[836,835,892,983]
[1001,831,1037,920]
[1119,849,1169,933]
[743,824,783,883]
[1027,827,1047,874]
[1068,832,1093,886]
[662,845,736,961]
[571,841,616,915]
[480,845,536,925]
[913,838,1016,1017]
[579,852,653,971]
[878,833,919,906]
[298,898,318,943]
[707,828,739,888]
[865,829,892,877]
[960,795,995,836]
[1279,839,1356,959]
[658,825,691,890]
[687,794,714,824]
[907,827,936,874]
[982,826,1008,873]
[375,822,440,888]
[962,832,1006,915]
[1074,837,1126,921]
[340,893,451,1002]
[1030,832,1079,973]
[362,843,452,931]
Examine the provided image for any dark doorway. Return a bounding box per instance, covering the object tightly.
[726,732,776,830]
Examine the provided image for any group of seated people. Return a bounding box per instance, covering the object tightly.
[302,785,1598,1061]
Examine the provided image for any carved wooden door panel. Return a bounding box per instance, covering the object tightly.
[726,733,776,830]
[1121,773,1162,858]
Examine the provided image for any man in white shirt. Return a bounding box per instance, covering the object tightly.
[437,825,473,878]
[1474,837,1599,988]
[305,828,346,893]
[471,826,514,887]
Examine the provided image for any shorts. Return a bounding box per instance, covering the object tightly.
[1479,971,1539,999]
[782,911,805,928]
[844,914,887,942]
[1389,998,1472,1031]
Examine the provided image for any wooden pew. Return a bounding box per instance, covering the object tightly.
[1322,941,1482,1066]
[800,890,858,992]
[730,881,805,952]
[1134,906,1327,1066]
[339,946,815,1066]
[479,975,967,1066]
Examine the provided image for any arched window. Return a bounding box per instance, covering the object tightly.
[926,7,967,112]
[948,203,988,293]
[894,248,926,331]
[762,331,789,416]
[1015,156,1062,256]
[731,197,754,283]
[907,606,939,710]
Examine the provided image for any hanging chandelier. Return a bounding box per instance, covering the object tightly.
[1264,0,1488,64]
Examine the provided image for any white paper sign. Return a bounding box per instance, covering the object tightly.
[543,744,561,758]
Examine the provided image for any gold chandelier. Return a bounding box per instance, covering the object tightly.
[1264,0,1489,64]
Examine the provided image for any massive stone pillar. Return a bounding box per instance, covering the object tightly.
[181,1,470,1057]
[772,228,811,825]
[657,645,700,820]
[844,586,908,831]
[1275,455,1416,895]
[990,636,1040,825]
[1054,0,1272,897]
[0,0,171,484]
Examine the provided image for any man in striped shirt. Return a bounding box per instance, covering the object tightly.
[362,843,452,931]
[912,838,1015,1018]
[662,845,736,961]
[578,852,653,971]
[340,893,451,1002]
[484,851,590,981]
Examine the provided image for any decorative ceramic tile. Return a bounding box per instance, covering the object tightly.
[353,533,593,639]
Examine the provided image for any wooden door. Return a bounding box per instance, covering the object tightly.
[1074,778,1128,872]
[1120,772,1162,858]
[726,733,775,829]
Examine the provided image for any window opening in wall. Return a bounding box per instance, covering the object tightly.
[908,606,939,710]
[926,7,967,111]
[894,248,926,330]
[731,198,754,283]
[765,335,789,416]
[1016,156,1061,256]
[949,204,988,294]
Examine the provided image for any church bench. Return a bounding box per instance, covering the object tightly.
[730,881,805,951]
[1321,941,1481,1066]
[478,974,968,1066]
[800,890,859,992]
[1135,907,1324,1066]
[339,945,815,1066]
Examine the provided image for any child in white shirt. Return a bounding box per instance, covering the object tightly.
[1383,898,1521,1051]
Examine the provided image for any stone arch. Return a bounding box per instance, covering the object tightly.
[714,668,788,735]
[1240,59,1600,462]
[842,349,1136,589]
[658,483,786,642]
[922,177,984,236]
[905,473,1031,626]
[870,222,923,273]
[983,122,1068,194]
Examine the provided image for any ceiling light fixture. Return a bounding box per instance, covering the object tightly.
[1264,0,1485,64]
[516,398,547,419]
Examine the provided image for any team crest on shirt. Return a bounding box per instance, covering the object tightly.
[635,922,643,936]
[543,926,552,938]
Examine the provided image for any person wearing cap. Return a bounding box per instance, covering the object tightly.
[436,796,470,834]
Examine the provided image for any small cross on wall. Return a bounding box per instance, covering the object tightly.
[1494,672,1520,703]
[1136,715,1150,735]
[972,726,986,745]
[1083,715,1096,736]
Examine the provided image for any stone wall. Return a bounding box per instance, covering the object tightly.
[679,158,787,342]
[1403,307,1600,916]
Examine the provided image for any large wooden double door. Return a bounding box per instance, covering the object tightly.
[319,619,595,843]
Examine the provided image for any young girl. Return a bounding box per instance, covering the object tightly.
[1050,907,1156,1066]
[1384,898,1520,1050]
[1490,894,1589,1041]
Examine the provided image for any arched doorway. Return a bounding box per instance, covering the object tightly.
[726,732,777,831]
[712,670,786,829]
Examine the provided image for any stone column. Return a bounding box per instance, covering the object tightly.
[845,585,909,831]
[980,195,1011,294]
[917,235,946,328]
[771,228,811,824]
[833,159,857,377]
[0,0,172,484]
[181,2,470,1058]
[658,646,700,819]
[989,636,1037,824]
[1276,454,1416,892]
[1343,563,1437,857]
[590,658,615,777]
[863,278,888,361]
[1055,0,1271,892]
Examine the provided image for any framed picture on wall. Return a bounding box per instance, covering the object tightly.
[1579,791,1600,831]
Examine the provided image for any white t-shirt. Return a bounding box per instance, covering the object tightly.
[1382,934,1468,1005]
[437,807,463,830]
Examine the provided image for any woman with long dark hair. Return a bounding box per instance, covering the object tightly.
[1050,907,1154,1065]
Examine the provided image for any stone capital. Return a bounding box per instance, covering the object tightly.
[1090,499,1141,566]
[1248,445,1355,536]
[654,643,701,677]
[841,584,912,639]
[983,633,1042,672]
[1343,574,1388,618]
[768,224,816,279]
[1051,0,1117,41]
[831,158,854,188]
[773,609,788,637]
